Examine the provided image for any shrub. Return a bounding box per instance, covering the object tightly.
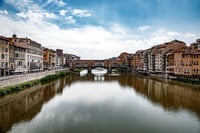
[0,70,73,96]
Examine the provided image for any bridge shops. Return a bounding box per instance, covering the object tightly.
[69,59,132,73]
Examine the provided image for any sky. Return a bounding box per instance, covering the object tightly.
[0,0,200,59]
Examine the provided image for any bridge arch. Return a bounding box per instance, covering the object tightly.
[70,59,131,73]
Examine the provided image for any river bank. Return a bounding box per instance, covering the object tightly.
[134,71,200,85]
[0,70,74,96]
[0,69,69,88]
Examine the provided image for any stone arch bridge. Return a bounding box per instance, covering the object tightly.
[69,60,130,73]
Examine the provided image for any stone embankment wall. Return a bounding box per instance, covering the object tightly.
[0,69,68,89]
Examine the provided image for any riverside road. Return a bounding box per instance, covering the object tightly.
[0,68,68,89]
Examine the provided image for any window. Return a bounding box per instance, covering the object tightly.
[5,48,8,52]
[5,54,7,60]
[5,62,8,68]
[1,54,4,59]
[19,39,22,42]
[10,58,14,63]
[2,40,7,45]
[15,53,19,57]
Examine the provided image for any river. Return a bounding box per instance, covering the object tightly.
[0,73,200,133]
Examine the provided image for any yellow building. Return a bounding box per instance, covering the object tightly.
[43,47,50,70]
[43,48,56,70]
[49,49,56,70]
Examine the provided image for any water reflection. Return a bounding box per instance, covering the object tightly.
[0,74,200,133]
[91,67,107,76]
[67,74,200,118]
[129,76,200,117]
[94,76,105,81]
[0,79,66,133]
[80,70,88,77]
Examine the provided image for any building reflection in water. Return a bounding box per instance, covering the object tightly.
[116,75,200,119]
[0,78,66,133]
[0,74,200,132]
[74,74,200,119]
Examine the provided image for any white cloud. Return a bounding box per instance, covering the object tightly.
[167,31,180,36]
[5,0,33,11]
[184,32,196,38]
[22,0,33,2]
[0,10,8,15]
[57,0,66,6]
[16,10,56,24]
[138,25,151,31]
[46,0,66,7]
[149,29,199,46]
[111,24,127,35]
[59,10,67,16]
[72,9,91,17]
[0,14,132,59]
[65,16,76,24]
[16,12,28,19]
[0,12,199,59]
[44,12,57,19]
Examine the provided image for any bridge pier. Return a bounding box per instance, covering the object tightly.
[108,67,112,74]
[88,67,92,74]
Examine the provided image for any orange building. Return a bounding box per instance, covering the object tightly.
[118,52,134,70]
[43,47,50,70]
[174,48,193,76]
[174,50,183,75]
[148,40,186,74]
[118,52,129,64]
[132,54,136,69]
[181,48,193,76]
[49,49,56,69]
[192,50,200,78]
[42,48,56,70]
[166,51,175,75]
[135,50,146,71]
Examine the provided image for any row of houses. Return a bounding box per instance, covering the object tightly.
[0,34,80,76]
[127,39,200,79]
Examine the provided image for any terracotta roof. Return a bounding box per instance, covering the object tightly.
[171,39,185,44]
[0,36,9,41]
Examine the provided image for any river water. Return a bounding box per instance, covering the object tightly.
[0,74,200,133]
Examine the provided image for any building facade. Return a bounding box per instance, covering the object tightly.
[27,39,43,72]
[0,36,9,76]
[43,48,56,70]
[43,47,50,70]
[192,51,200,79]
[10,34,43,73]
[49,49,56,70]
[63,53,80,67]
[56,49,63,69]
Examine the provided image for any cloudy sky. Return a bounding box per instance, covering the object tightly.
[0,0,200,59]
